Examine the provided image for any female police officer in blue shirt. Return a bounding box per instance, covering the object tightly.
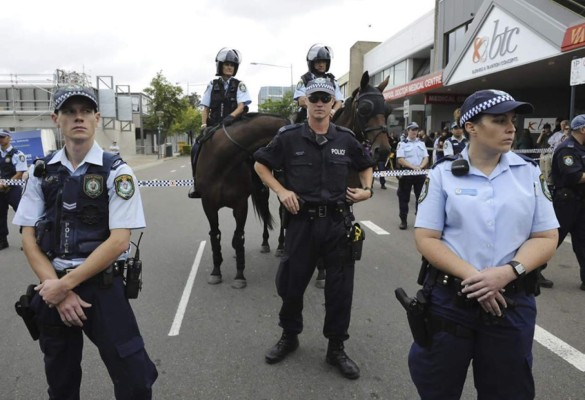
[410,89,559,399]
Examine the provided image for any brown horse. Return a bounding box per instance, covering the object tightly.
[196,113,289,288]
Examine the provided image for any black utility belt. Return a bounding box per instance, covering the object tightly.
[55,260,125,284]
[429,265,538,295]
[298,203,348,218]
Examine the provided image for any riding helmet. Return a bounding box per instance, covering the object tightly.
[306,44,333,74]
[216,48,242,76]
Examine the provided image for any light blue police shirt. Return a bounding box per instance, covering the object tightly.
[13,142,145,270]
[397,139,428,166]
[293,73,344,101]
[415,148,559,270]
[200,77,252,108]
[1,145,28,172]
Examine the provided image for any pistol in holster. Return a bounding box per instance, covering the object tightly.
[395,287,431,348]
[14,284,40,341]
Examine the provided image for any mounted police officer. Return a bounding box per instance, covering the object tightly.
[0,129,27,250]
[13,87,158,399]
[188,47,252,198]
[254,78,374,380]
[396,121,429,230]
[551,114,585,291]
[293,44,344,122]
[443,121,468,156]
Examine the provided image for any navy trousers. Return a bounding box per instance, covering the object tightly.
[0,186,22,237]
[31,276,158,400]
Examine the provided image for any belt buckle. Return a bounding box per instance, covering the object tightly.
[317,205,327,218]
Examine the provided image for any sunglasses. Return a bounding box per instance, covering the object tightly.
[308,93,332,104]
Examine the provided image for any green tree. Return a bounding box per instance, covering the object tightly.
[258,91,296,119]
[142,71,188,141]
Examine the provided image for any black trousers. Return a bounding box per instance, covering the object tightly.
[0,186,22,238]
[553,193,585,283]
[276,213,355,341]
[397,175,425,216]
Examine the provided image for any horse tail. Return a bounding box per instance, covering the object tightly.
[250,165,274,230]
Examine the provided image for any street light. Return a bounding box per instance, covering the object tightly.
[250,62,294,93]
[155,110,164,159]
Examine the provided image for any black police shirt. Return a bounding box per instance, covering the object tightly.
[552,135,585,188]
[254,123,374,204]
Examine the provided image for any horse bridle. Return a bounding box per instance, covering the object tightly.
[352,91,388,150]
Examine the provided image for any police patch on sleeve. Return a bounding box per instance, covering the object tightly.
[296,81,304,90]
[114,174,135,200]
[563,155,574,166]
[539,174,552,201]
[239,83,247,92]
[19,154,26,163]
[83,174,104,198]
[418,177,430,204]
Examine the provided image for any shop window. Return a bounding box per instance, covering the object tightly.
[445,23,468,67]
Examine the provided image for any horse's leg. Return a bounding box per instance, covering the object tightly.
[202,202,223,284]
[260,219,270,253]
[231,199,248,289]
[275,203,285,257]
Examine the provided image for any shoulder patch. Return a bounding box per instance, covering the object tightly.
[418,177,430,204]
[114,174,135,200]
[296,81,304,90]
[239,82,247,93]
[539,174,552,201]
[562,155,574,166]
[19,154,26,163]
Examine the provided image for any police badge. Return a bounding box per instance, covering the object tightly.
[83,174,103,198]
[114,174,135,200]
[418,177,430,203]
[563,155,574,166]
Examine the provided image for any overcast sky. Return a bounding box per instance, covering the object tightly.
[1,0,434,109]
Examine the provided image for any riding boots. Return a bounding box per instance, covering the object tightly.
[265,332,299,364]
[326,340,360,380]
[399,214,407,230]
[538,271,554,289]
[187,183,201,199]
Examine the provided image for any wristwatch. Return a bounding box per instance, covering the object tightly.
[508,261,526,278]
[363,187,373,198]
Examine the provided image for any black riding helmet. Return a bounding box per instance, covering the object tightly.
[306,44,333,74]
[216,47,242,76]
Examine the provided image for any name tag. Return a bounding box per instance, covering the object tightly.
[454,188,477,196]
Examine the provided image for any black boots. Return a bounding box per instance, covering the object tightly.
[399,215,407,230]
[538,271,554,289]
[0,237,8,250]
[265,332,299,364]
[326,340,360,380]
[187,184,201,199]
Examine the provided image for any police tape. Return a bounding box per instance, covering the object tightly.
[0,147,556,188]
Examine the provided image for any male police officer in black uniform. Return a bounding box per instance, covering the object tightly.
[13,87,157,399]
[552,114,585,290]
[254,78,374,380]
[0,129,27,249]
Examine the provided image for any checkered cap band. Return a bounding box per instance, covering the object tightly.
[54,88,98,111]
[460,94,515,125]
[306,78,335,96]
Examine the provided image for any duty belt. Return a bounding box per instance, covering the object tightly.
[300,203,346,218]
[55,260,125,284]
[428,265,538,295]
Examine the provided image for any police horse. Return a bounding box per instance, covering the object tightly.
[274,71,392,286]
[195,114,289,288]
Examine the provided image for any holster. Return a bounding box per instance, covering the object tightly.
[14,284,40,341]
[395,288,431,348]
[350,223,365,261]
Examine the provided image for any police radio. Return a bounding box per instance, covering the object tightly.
[125,232,143,299]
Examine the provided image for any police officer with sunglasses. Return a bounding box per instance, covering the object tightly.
[254,78,374,380]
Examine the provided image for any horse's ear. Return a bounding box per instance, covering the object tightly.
[378,76,390,92]
[360,71,369,90]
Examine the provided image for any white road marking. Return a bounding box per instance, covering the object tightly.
[534,325,585,372]
[180,165,185,168]
[360,220,390,235]
[168,241,206,336]
[170,169,176,173]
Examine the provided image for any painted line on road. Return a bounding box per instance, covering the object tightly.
[535,325,585,372]
[170,169,177,173]
[360,220,390,235]
[168,241,206,337]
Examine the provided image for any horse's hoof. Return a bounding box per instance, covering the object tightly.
[275,248,284,257]
[208,275,222,285]
[260,245,270,253]
[315,279,325,289]
[231,279,247,289]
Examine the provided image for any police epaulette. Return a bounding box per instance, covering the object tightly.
[335,125,356,137]
[516,153,538,166]
[277,123,303,134]
[105,153,126,170]
[431,154,459,169]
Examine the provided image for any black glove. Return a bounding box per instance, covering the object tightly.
[223,115,235,126]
